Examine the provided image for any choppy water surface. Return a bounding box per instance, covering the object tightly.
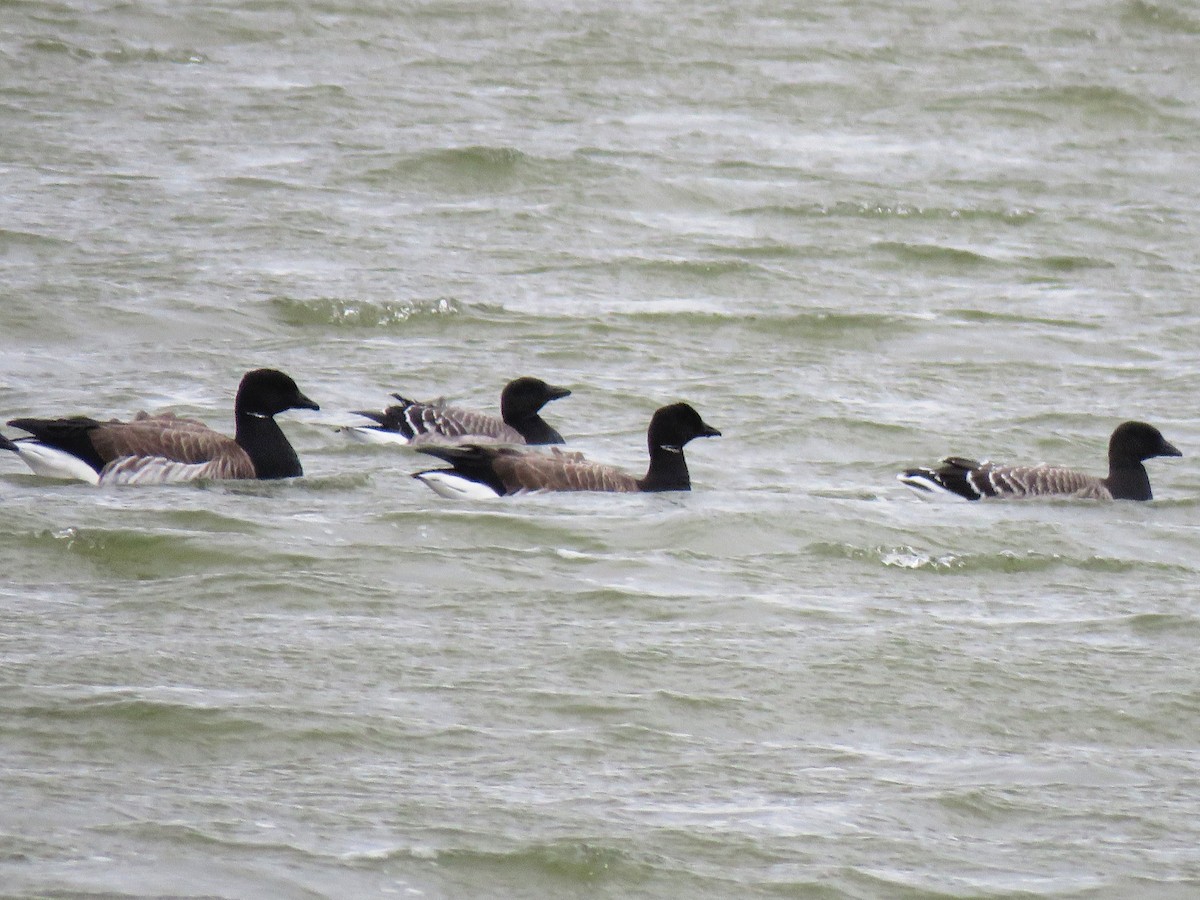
[2,1,1199,897]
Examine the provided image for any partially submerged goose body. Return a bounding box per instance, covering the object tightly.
[413,402,720,499]
[900,421,1181,501]
[3,368,318,485]
[348,376,571,447]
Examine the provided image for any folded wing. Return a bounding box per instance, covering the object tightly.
[901,457,1110,500]
[490,448,641,493]
[90,418,255,483]
[416,444,641,495]
[355,397,524,445]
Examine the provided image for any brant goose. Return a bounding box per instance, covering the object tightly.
[3,368,318,485]
[348,376,571,446]
[899,421,1181,501]
[412,402,721,499]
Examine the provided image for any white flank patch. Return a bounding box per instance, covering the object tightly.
[100,457,217,485]
[413,471,501,500]
[339,426,412,446]
[897,472,967,501]
[11,443,101,484]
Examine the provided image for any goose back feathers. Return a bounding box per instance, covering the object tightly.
[4,368,318,484]
[413,402,721,498]
[350,377,571,446]
[899,421,1181,501]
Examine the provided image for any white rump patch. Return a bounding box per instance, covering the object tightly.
[413,471,501,500]
[10,442,101,484]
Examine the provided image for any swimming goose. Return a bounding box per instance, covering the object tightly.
[412,402,721,499]
[3,368,318,484]
[348,376,571,446]
[899,421,1181,501]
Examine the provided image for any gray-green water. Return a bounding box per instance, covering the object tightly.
[3,1,1199,897]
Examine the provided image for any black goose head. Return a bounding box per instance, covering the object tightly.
[1108,421,1181,467]
[638,402,721,493]
[499,377,572,422]
[647,402,722,454]
[235,369,320,418]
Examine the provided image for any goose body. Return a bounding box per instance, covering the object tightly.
[348,377,570,446]
[3,369,318,485]
[899,421,1181,501]
[413,402,721,498]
